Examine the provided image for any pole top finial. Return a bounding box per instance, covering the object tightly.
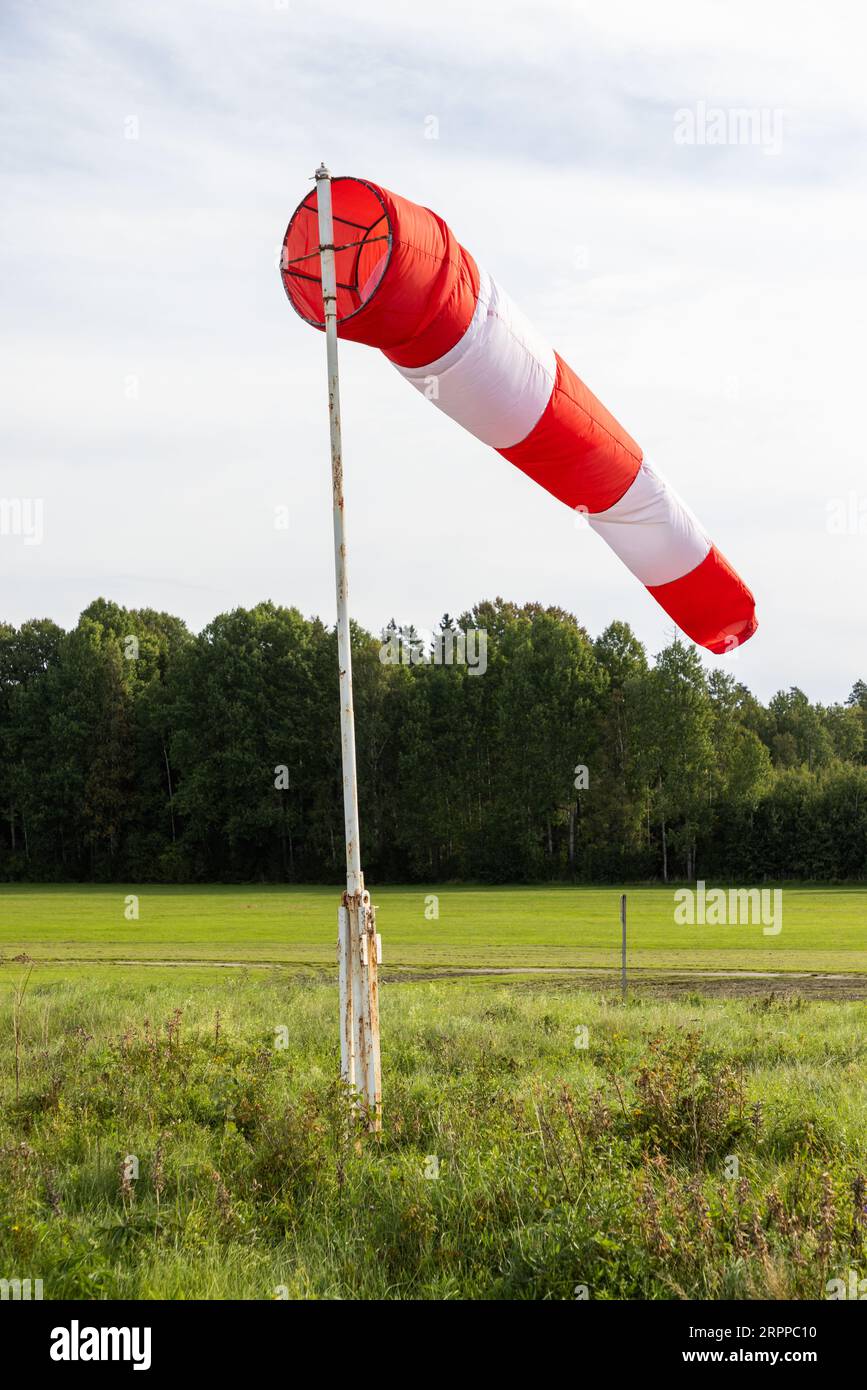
[315,162,331,180]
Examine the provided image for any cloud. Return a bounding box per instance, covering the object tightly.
[0,0,864,702]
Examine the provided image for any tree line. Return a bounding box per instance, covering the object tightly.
[1,597,865,884]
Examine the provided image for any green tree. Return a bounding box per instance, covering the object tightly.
[632,640,714,881]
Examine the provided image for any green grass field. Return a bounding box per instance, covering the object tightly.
[1,971,865,1299]
[1,884,865,1300]
[2,883,866,977]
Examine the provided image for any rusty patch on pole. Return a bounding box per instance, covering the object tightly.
[340,887,382,1131]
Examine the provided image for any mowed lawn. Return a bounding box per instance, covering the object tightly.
[1,883,865,975]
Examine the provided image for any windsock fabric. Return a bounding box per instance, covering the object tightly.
[281,177,757,653]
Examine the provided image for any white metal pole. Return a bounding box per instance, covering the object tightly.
[315,163,381,1128]
[316,164,363,899]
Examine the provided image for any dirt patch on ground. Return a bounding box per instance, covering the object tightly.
[384,967,867,1001]
[7,957,866,1000]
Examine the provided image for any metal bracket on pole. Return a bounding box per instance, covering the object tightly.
[317,162,382,1131]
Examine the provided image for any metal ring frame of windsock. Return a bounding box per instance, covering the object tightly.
[281,177,757,654]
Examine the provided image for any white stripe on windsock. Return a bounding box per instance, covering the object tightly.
[588,460,712,587]
[395,269,556,449]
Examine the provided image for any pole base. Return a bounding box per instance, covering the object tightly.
[337,887,382,1131]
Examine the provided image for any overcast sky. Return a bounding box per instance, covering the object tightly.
[1,0,864,702]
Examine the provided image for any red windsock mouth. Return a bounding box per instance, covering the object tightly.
[280,177,392,328]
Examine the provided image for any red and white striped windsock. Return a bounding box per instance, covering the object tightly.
[281,178,757,653]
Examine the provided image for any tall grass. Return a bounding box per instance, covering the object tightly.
[1,972,864,1299]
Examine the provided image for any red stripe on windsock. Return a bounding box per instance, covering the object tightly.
[647,545,758,653]
[498,354,642,514]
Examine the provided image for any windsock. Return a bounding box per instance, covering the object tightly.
[280,177,757,653]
